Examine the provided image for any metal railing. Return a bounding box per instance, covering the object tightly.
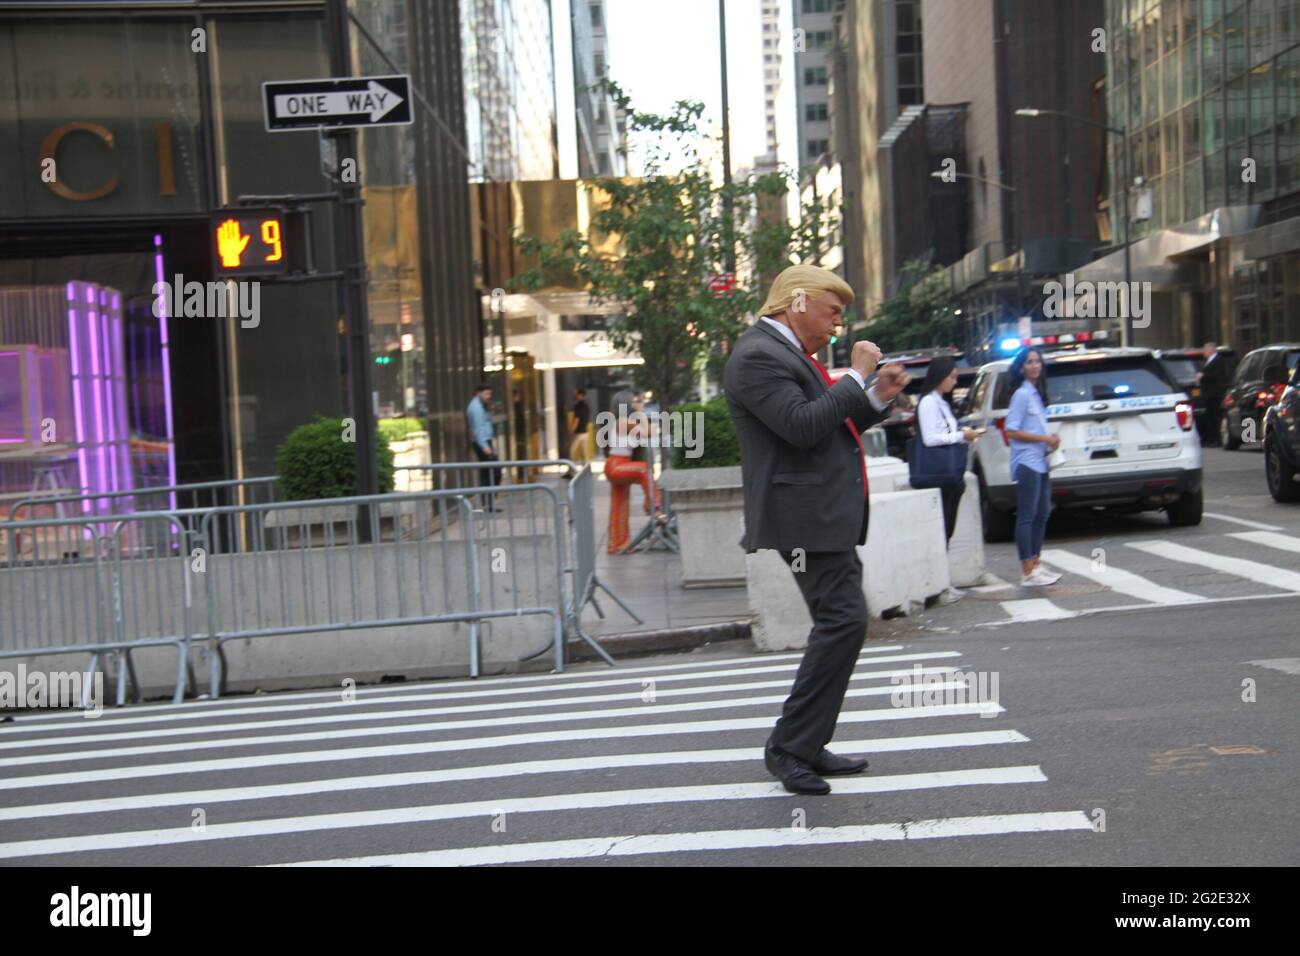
[0,460,638,707]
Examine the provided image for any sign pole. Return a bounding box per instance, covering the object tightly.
[325,0,380,527]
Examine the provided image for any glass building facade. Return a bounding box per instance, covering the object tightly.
[1107,0,1300,237]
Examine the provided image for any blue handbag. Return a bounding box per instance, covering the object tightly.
[906,435,968,489]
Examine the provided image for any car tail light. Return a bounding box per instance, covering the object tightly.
[1175,402,1194,430]
[1223,393,1235,408]
[993,416,1009,446]
[1258,385,1288,406]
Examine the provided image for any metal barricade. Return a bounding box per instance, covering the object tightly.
[0,511,197,706]
[195,483,568,696]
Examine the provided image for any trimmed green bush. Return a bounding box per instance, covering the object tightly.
[276,417,395,501]
[671,397,741,469]
[378,417,427,443]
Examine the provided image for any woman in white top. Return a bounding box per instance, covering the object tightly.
[604,392,661,553]
[915,356,980,543]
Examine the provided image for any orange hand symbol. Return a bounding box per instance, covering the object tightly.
[217,219,251,268]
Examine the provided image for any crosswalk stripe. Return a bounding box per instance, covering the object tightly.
[0,766,1049,860]
[0,730,1031,822]
[1126,540,1300,592]
[1228,530,1300,555]
[1039,549,1205,605]
[4,645,911,727]
[0,667,969,768]
[275,811,1096,866]
[1203,512,1283,531]
[999,599,1076,622]
[0,659,965,751]
[0,702,1003,791]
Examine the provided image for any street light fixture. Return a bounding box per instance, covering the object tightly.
[1016,106,1134,347]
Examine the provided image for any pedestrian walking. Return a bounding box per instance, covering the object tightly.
[465,383,499,511]
[909,355,983,604]
[724,263,908,795]
[1004,348,1062,587]
[569,388,591,464]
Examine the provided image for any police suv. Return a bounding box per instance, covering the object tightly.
[959,347,1203,542]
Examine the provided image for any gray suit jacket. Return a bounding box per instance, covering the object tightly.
[724,321,889,553]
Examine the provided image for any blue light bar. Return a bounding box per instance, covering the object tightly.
[1000,337,1022,352]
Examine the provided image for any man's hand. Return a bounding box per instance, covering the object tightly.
[872,362,909,402]
[1046,434,1061,451]
[850,340,884,379]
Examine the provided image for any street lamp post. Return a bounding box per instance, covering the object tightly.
[1016,107,1133,347]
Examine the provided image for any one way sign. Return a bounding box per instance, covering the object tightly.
[263,75,413,132]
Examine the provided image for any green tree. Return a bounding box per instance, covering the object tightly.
[861,259,960,353]
[510,81,841,407]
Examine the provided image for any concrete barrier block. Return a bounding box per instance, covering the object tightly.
[745,549,812,651]
[859,488,950,616]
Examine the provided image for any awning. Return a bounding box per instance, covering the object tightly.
[1071,205,1260,286]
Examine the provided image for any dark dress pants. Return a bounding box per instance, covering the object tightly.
[769,547,870,765]
[472,443,498,507]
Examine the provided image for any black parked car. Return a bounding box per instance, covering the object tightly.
[1221,344,1300,450]
[1263,362,1300,502]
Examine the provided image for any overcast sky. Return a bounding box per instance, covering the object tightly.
[603,0,778,178]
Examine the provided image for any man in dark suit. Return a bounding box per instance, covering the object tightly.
[724,264,908,794]
[1197,341,1230,445]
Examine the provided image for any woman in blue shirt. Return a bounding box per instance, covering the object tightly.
[1004,348,1063,587]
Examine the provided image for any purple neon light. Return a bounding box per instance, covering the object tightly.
[101,309,116,494]
[66,297,90,513]
[154,235,178,504]
[0,351,23,444]
[87,308,106,504]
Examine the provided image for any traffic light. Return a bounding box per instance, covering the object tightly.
[831,332,851,369]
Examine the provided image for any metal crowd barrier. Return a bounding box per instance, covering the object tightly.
[0,460,639,708]
[0,511,197,705]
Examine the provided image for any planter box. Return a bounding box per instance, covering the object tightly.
[659,465,745,588]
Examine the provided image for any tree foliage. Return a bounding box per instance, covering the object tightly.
[861,259,960,353]
[509,81,841,406]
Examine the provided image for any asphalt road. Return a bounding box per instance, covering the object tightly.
[0,443,1295,866]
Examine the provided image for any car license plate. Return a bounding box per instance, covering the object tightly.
[1085,422,1119,449]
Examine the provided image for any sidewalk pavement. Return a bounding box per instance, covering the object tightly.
[573,461,752,653]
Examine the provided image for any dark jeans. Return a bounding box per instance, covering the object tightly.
[769,549,869,765]
[1014,464,1052,562]
[472,443,498,507]
[919,474,965,543]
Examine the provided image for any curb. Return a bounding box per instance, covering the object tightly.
[567,620,752,662]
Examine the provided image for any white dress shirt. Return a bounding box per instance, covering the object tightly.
[918,391,965,446]
[759,316,888,412]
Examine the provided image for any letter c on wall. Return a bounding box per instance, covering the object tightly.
[39,121,120,201]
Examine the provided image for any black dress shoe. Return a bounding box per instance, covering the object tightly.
[764,743,831,795]
[810,749,869,776]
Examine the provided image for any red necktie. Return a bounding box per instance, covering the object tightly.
[806,353,869,499]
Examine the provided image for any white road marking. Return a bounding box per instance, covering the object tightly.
[1039,549,1205,605]
[0,702,1004,791]
[1126,540,1300,593]
[1228,530,1300,555]
[1203,512,1283,531]
[0,659,965,749]
[2,645,911,727]
[0,730,1032,822]
[1244,658,1300,676]
[0,766,1049,860]
[999,599,1076,622]
[0,672,974,768]
[274,812,1096,866]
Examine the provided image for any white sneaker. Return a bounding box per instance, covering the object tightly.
[1033,567,1062,585]
[1020,572,1048,587]
[937,587,965,605]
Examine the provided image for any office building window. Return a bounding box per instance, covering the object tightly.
[806,138,829,157]
[804,66,828,86]
[802,0,831,12]
[590,3,602,28]
[805,102,828,122]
